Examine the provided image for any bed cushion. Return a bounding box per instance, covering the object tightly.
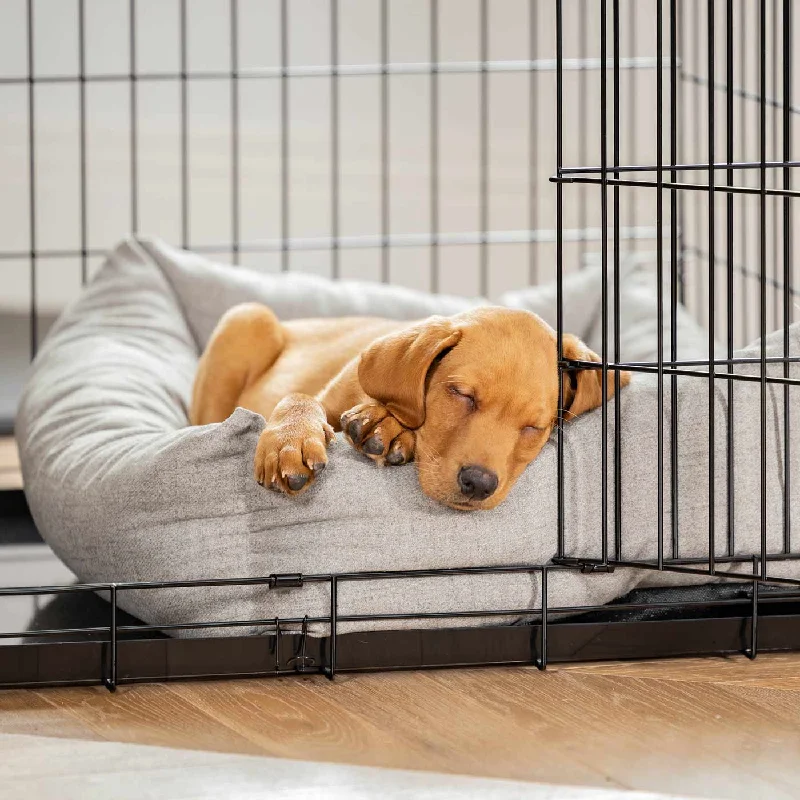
[15,237,800,636]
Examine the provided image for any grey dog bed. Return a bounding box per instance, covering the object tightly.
[15,238,800,636]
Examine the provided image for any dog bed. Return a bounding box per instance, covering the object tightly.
[16,237,800,636]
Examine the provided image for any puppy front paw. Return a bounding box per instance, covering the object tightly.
[340,402,415,466]
[254,396,335,495]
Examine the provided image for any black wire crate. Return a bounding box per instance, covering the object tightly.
[1,0,800,690]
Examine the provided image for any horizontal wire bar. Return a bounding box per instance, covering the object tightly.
[0,57,675,87]
[9,591,800,642]
[683,70,800,117]
[552,174,800,199]
[684,245,800,298]
[564,359,800,385]
[561,159,800,175]
[0,226,667,262]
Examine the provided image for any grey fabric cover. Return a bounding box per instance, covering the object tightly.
[16,237,800,636]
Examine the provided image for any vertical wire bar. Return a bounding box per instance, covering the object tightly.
[380,0,389,283]
[578,0,587,267]
[628,0,637,238]
[693,0,702,324]
[772,0,779,331]
[556,0,565,559]
[528,0,538,285]
[180,0,189,249]
[27,0,37,360]
[230,0,240,264]
[327,577,338,679]
[782,0,792,554]
[430,0,439,292]
[657,0,664,570]
[748,556,759,658]
[331,0,339,278]
[280,0,289,272]
[707,0,716,575]
[274,619,281,673]
[78,0,87,285]
[670,0,680,558]
[479,0,489,297]
[104,585,118,691]
[537,567,548,670]
[726,0,735,556]
[613,0,622,561]
[760,0,768,581]
[129,0,138,236]
[600,0,609,564]
[740,0,748,344]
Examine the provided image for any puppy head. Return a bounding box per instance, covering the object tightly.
[359,308,630,510]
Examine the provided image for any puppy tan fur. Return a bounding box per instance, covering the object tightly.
[191,304,630,510]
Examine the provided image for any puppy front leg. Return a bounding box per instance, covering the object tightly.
[317,357,416,468]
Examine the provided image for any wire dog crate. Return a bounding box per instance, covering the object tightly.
[1,0,800,689]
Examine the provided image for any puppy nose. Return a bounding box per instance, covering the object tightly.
[458,465,498,501]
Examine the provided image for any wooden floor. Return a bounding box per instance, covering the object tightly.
[2,653,800,798]
[0,438,21,490]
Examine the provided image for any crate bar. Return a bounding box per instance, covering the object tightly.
[326,577,338,679]
[179,0,188,248]
[628,0,638,235]
[670,0,679,559]
[692,0,702,327]
[563,360,800,387]
[657,0,665,570]
[0,225,670,263]
[783,0,792,555]
[537,566,548,669]
[430,0,439,292]
[479,0,489,297]
[280,0,289,272]
[330,0,339,279]
[0,57,675,86]
[578,0,588,267]
[380,0,389,283]
[528,0,539,285]
[230,0,240,264]
[130,0,139,236]
[772,0,779,333]
[561,159,800,174]
[760,0,768,581]
[740,0,749,345]
[103,585,117,691]
[78,0,87,285]
[613,0,622,561]
[26,0,36,359]
[600,0,609,565]
[726,0,735,557]
[707,0,716,574]
[556,0,565,559]
[553,175,800,200]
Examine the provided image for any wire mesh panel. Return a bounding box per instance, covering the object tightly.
[1,0,800,687]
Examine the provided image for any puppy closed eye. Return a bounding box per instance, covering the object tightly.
[448,385,476,412]
[520,425,543,437]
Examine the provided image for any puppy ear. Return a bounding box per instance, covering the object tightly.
[561,334,631,419]
[358,317,462,429]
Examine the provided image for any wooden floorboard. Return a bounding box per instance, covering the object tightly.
[2,654,800,798]
[0,438,21,491]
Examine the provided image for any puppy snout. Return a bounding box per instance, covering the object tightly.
[458,465,498,501]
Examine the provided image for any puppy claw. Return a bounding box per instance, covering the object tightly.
[310,461,326,474]
[362,435,384,456]
[386,448,405,466]
[285,474,309,492]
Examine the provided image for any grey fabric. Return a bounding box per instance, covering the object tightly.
[16,237,800,636]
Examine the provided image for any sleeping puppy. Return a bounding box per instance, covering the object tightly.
[191,304,630,510]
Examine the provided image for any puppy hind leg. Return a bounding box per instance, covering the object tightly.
[190,303,286,426]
